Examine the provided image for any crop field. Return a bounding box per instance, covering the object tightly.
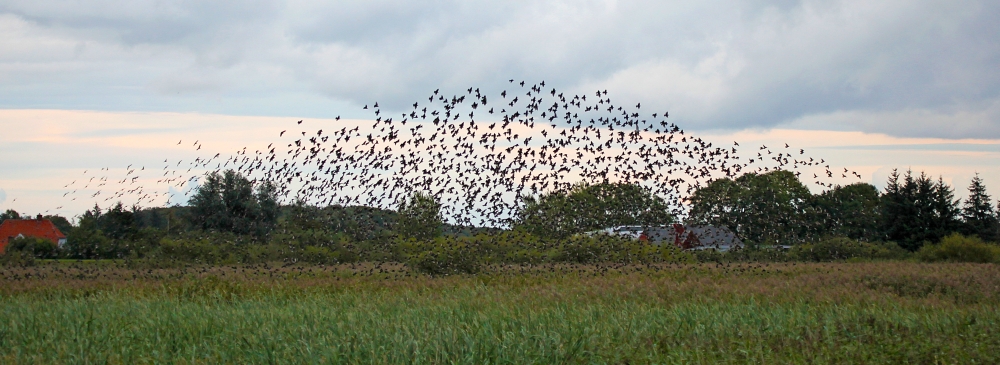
[0,261,998,364]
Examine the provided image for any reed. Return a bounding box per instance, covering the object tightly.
[0,262,997,364]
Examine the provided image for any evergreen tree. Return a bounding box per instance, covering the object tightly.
[188,170,279,237]
[961,174,998,242]
[880,170,961,251]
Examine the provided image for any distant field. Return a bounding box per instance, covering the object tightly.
[0,262,997,364]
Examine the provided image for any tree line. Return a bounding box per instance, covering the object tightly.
[2,168,998,267]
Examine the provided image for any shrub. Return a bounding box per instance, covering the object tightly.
[917,233,1000,263]
[5,237,59,259]
[723,246,791,262]
[791,237,909,262]
[859,241,911,261]
[659,244,697,264]
[0,250,35,266]
[402,237,482,275]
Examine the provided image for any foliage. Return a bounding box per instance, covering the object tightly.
[1,263,1000,363]
[396,191,444,241]
[814,183,881,241]
[516,182,674,239]
[4,236,59,259]
[688,170,819,245]
[917,233,1000,263]
[0,209,22,225]
[268,206,359,265]
[960,174,999,242]
[62,203,136,259]
[880,170,961,251]
[400,237,482,275]
[324,205,396,243]
[188,170,279,237]
[790,237,909,262]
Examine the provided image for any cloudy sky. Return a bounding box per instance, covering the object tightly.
[2,0,999,217]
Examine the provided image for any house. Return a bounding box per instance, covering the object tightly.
[584,224,742,251]
[639,224,743,251]
[0,215,67,253]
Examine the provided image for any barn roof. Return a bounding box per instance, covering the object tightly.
[0,218,66,253]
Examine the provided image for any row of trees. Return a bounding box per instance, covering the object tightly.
[688,170,998,250]
[4,168,998,262]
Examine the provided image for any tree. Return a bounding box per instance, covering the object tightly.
[63,203,129,259]
[396,191,443,241]
[188,170,279,237]
[689,170,818,245]
[814,183,881,241]
[43,215,74,236]
[515,182,674,239]
[880,170,961,251]
[961,174,998,242]
[0,209,21,224]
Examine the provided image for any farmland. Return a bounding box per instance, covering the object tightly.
[1,261,998,364]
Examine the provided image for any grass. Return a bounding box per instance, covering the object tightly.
[0,261,998,364]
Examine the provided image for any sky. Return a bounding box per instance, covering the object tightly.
[1,0,999,218]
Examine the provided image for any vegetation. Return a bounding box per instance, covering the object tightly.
[187,170,279,237]
[516,182,673,239]
[688,170,820,245]
[395,191,444,241]
[0,261,998,363]
[917,233,1000,263]
[4,168,1000,362]
[880,170,963,251]
[6,168,1000,270]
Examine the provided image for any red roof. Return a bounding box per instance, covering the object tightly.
[0,218,66,253]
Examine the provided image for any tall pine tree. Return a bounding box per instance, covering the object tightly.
[880,169,961,251]
[961,174,998,242]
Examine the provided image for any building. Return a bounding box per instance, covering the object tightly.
[584,224,743,251]
[0,215,67,253]
[586,225,646,240]
[640,224,744,251]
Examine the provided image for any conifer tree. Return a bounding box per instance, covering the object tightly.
[880,169,961,251]
[961,174,998,242]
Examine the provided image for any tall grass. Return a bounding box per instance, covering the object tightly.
[0,262,998,364]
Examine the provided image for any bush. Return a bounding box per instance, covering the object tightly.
[917,233,1000,263]
[402,237,482,275]
[859,241,911,261]
[0,250,35,266]
[5,237,59,259]
[660,245,697,264]
[155,233,241,265]
[723,246,791,263]
[791,237,909,262]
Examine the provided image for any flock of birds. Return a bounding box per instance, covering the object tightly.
[55,80,862,227]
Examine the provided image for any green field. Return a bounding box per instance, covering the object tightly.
[1,262,998,364]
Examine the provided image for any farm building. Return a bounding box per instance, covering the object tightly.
[0,215,67,253]
[641,224,744,251]
[586,224,744,251]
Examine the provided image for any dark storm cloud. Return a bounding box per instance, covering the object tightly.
[1,0,998,137]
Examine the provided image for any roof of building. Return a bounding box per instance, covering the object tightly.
[0,218,67,253]
[683,225,742,247]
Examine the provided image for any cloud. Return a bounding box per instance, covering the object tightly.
[0,0,998,137]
